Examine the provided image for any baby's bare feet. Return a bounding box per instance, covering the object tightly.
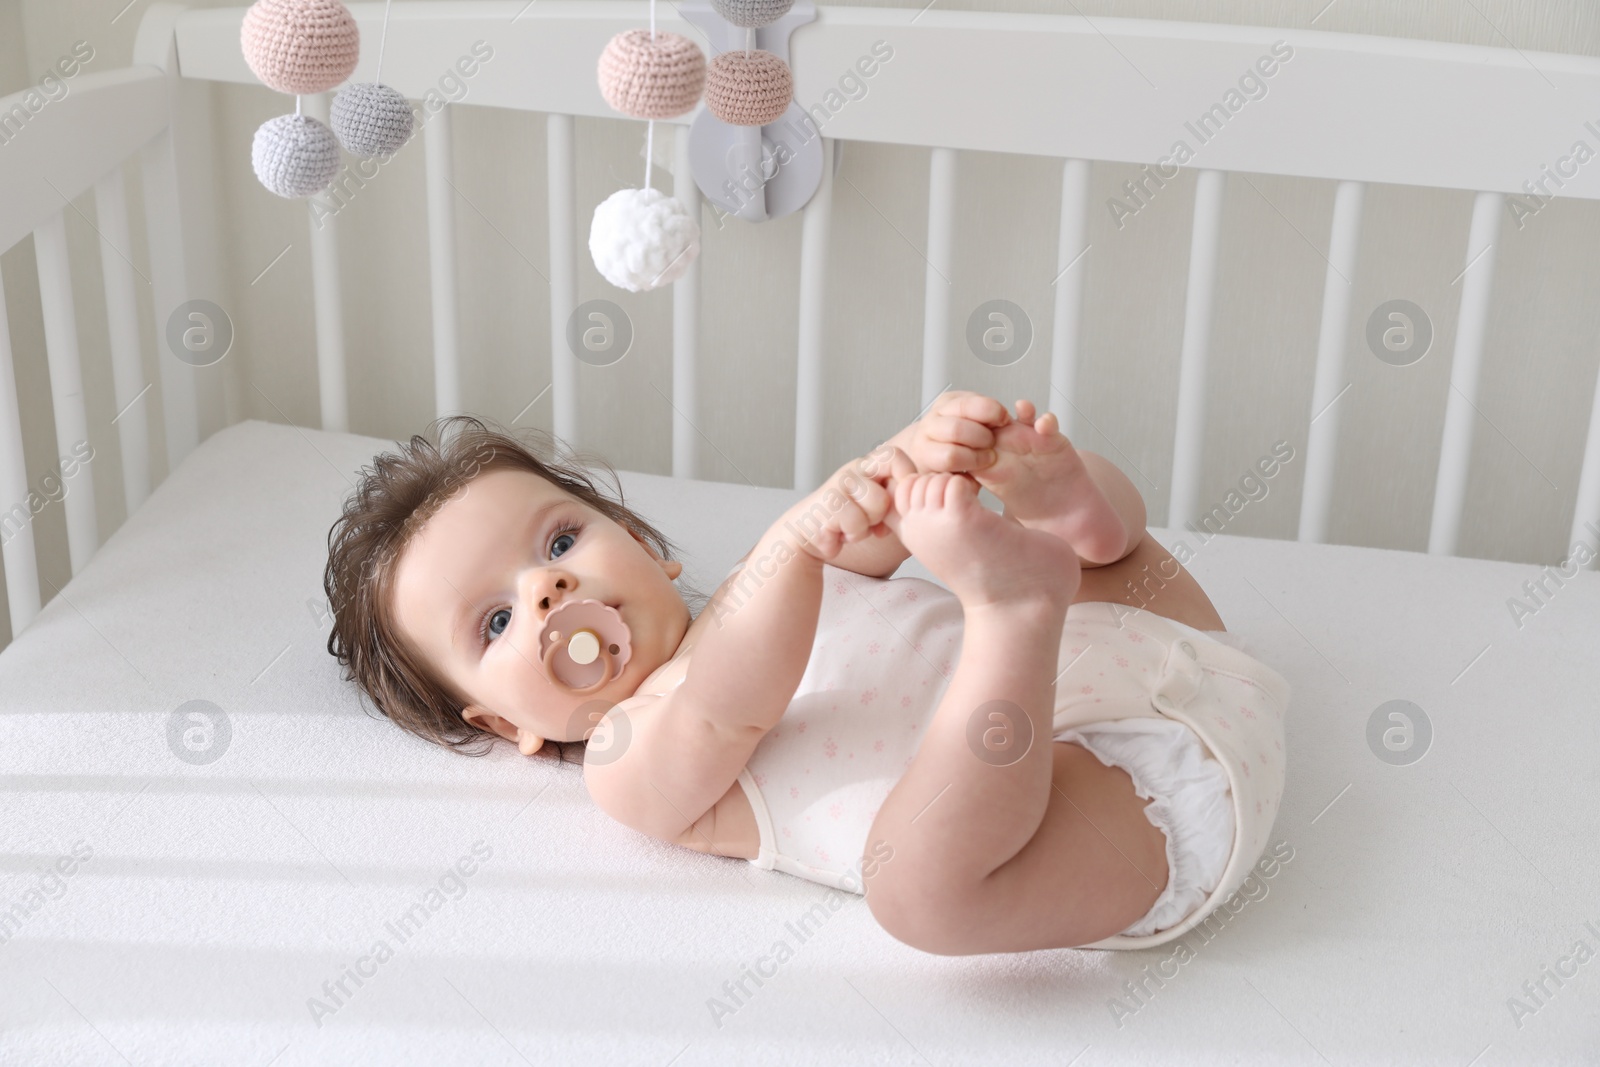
[881,468,1081,611]
[970,399,1128,565]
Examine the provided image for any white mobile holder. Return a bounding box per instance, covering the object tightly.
[679,0,834,223]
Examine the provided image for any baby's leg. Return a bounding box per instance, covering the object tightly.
[972,400,1138,567]
[860,471,1078,941]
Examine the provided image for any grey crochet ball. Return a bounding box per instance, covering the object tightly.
[252,113,341,198]
[330,82,415,157]
[711,0,794,28]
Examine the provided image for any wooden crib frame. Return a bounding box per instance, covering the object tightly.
[3,1,1599,645]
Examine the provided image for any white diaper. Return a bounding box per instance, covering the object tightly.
[1057,712,1235,937]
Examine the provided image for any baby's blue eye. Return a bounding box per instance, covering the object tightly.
[549,519,583,559]
[485,608,511,639]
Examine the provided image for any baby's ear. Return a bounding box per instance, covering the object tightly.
[463,704,540,754]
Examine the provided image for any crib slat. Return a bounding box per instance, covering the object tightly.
[672,123,702,481]
[921,147,957,411]
[94,169,152,517]
[1168,169,1228,528]
[547,113,576,447]
[424,104,461,420]
[301,93,348,433]
[1573,372,1600,569]
[33,211,100,575]
[0,272,42,637]
[1428,191,1503,556]
[1298,180,1365,544]
[140,119,201,472]
[1049,158,1091,441]
[794,137,835,491]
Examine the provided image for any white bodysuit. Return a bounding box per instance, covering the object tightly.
[677,565,1291,951]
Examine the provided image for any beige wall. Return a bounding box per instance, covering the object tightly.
[3,0,1599,645]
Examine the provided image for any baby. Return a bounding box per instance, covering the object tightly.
[323,392,1290,956]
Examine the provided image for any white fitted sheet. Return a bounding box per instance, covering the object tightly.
[2,418,1597,1065]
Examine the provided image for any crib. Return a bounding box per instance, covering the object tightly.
[2,3,1598,1063]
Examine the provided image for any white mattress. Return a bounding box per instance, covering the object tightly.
[2,418,1596,1065]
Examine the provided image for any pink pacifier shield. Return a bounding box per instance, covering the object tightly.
[538,599,632,691]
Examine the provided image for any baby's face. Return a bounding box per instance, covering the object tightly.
[391,467,689,754]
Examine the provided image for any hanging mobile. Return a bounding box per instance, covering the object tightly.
[330,0,415,157]
[242,0,360,198]
[703,0,794,127]
[591,0,707,292]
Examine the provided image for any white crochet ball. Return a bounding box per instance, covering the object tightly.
[588,187,700,292]
[330,82,415,157]
[251,113,341,198]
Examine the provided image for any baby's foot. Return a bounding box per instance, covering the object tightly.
[881,468,1081,611]
[970,399,1128,565]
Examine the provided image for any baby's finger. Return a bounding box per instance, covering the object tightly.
[840,471,883,533]
[922,415,998,469]
[926,413,997,449]
[878,487,905,537]
[817,522,844,560]
[886,445,917,486]
[859,471,894,527]
[936,391,1010,428]
[863,445,909,485]
[835,500,870,543]
[891,468,918,518]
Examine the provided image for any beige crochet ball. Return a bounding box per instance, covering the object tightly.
[704,49,792,127]
[597,29,707,120]
[242,0,360,96]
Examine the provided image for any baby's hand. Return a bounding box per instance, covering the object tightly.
[904,391,1012,477]
[798,446,915,563]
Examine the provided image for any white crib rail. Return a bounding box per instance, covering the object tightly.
[0,277,41,634]
[794,138,833,490]
[919,147,957,424]
[1050,158,1092,445]
[303,92,351,434]
[424,102,460,424]
[0,9,212,642]
[8,3,1600,647]
[95,170,154,518]
[673,121,705,482]
[31,211,98,576]
[1298,179,1364,545]
[1430,192,1506,557]
[1168,168,1227,530]
[166,3,1600,566]
[546,112,578,450]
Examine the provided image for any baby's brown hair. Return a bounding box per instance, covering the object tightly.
[323,414,705,766]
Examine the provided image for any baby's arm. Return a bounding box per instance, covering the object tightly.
[590,491,831,847]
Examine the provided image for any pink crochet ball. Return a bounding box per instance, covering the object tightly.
[242,0,360,96]
[597,29,706,120]
[704,49,792,126]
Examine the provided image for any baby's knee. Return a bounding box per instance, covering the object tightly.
[862,847,985,955]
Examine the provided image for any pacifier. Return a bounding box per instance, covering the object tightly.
[537,598,633,693]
